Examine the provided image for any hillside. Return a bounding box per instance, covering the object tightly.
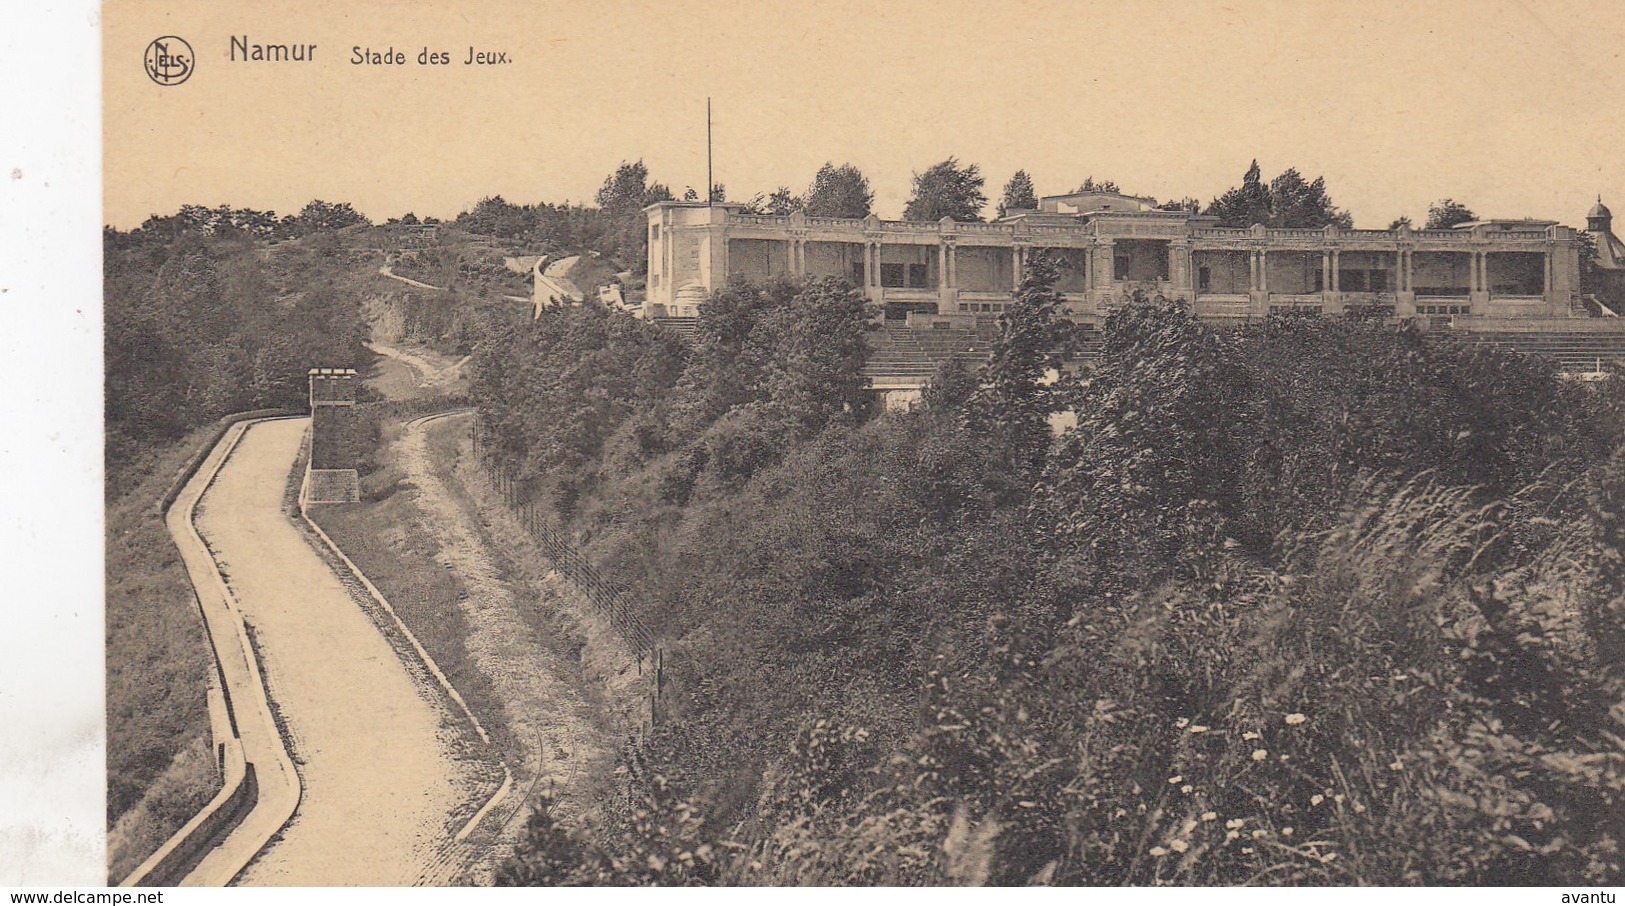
[473,271,1625,886]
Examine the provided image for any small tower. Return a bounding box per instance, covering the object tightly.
[305,367,361,504]
[1585,197,1625,310]
[1588,196,1613,234]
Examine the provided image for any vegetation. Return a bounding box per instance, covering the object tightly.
[1074,176,1121,194]
[904,158,987,223]
[1426,199,1479,230]
[596,161,675,275]
[105,215,373,487]
[997,170,1038,218]
[1207,161,1354,230]
[474,260,1625,885]
[804,163,876,219]
[102,209,377,875]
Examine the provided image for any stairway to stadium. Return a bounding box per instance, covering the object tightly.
[652,316,700,340]
[862,326,938,381]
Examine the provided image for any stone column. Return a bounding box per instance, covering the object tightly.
[1248,251,1258,291]
[1095,241,1115,291]
[1321,250,1332,294]
[1330,250,1341,292]
[1258,250,1269,293]
[937,241,949,290]
[1169,241,1191,295]
[947,243,958,289]
[1012,245,1025,291]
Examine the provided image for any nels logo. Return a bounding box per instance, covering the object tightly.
[144,36,194,86]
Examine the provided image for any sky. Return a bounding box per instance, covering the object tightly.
[105,0,1625,231]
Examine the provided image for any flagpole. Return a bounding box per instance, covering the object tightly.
[706,97,713,208]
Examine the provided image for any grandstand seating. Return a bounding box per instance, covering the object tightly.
[1435,329,1625,373]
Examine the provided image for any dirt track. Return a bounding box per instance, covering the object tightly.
[194,419,484,885]
[395,413,613,847]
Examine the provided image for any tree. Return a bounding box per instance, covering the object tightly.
[997,170,1038,218]
[1156,197,1201,213]
[763,186,803,216]
[1426,199,1477,230]
[1045,294,1235,570]
[1267,168,1353,229]
[1205,160,1273,228]
[596,160,674,273]
[596,160,672,214]
[803,163,874,219]
[1206,161,1352,229]
[288,199,369,235]
[1074,176,1121,194]
[460,195,531,238]
[970,250,1071,473]
[1389,215,1414,230]
[904,157,987,223]
[761,278,875,438]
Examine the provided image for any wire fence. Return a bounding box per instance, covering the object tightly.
[470,417,658,658]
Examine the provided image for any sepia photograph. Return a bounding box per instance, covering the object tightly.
[10,0,1625,892]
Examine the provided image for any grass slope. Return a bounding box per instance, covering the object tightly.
[104,426,221,881]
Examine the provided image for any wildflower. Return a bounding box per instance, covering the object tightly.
[1243,731,1260,741]
[1251,749,1268,761]
[1322,853,1339,863]
[1353,802,1366,814]
[1333,793,1346,804]
[1181,784,1194,794]
[1149,846,1168,857]
[1182,819,1198,834]
[1282,827,1294,837]
[1311,794,1324,806]
[1189,725,1210,734]
[1253,829,1268,839]
[1175,718,1190,729]
[1225,818,1245,829]
[1389,760,1404,771]
[1168,775,1183,784]
[1201,811,1218,822]
[1170,839,1189,854]
[1284,713,1307,726]
[1225,830,1240,842]
[1114,808,1127,818]
[1242,847,1255,855]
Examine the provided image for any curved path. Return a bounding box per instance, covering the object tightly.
[143,418,302,888]
[194,418,487,885]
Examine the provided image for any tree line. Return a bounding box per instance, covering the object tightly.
[104,225,372,484]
